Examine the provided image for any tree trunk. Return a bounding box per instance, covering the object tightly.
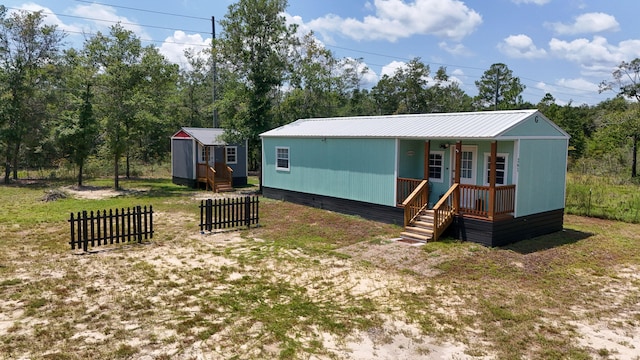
[78,161,83,187]
[12,142,19,180]
[632,134,638,178]
[114,154,120,189]
[126,152,130,179]
[4,158,10,184]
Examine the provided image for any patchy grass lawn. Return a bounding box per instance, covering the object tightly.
[0,178,639,359]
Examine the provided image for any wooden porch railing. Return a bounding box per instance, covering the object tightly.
[197,163,217,190]
[432,183,458,241]
[214,163,233,183]
[397,177,423,205]
[401,180,428,226]
[459,184,515,218]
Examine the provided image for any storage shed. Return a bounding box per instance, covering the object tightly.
[171,127,248,192]
[260,109,570,246]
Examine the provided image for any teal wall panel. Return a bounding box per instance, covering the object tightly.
[503,116,566,137]
[516,139,568,216]
[398,140,424,179]
[263,137,397,206]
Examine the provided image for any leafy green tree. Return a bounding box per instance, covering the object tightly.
[0,6,64,183]
[217,0,297,170]
[54,48,99,186]
[177,48,214,128]
[427,66,473,113]
[372,58,431,115]
[600,59,640,177]
[474,63,526,110]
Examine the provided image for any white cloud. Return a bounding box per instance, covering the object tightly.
[439,41,472,56]
[549,36,640,68]
[511,0,551,5]
[546,12,620,36]
[12,3,83,34]
[159,31,211,69]
[71,3,150,39]
[498,34,547,59]
[380,61,407,77]
[306,0,482,43]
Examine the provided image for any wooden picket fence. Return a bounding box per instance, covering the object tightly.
[200,196,259,232]
[69,205,153,251]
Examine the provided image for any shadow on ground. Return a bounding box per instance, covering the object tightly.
[502,228,594,254]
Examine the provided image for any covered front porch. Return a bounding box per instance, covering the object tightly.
[397,140,516,242]
[196,145,234,192]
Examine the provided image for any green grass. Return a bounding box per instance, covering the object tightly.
[566,172,640,223]
[1,176,640,359]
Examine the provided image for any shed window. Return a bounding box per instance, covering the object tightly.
[225,146,237,164]
[276,147,290,171]
[484,153,508,185]
[428,151,444,182]
[200,145,214,164]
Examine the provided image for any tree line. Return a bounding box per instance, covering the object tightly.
[1,1,639,189]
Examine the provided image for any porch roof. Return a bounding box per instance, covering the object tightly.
[260,109,568,140]
[174,127,226,146]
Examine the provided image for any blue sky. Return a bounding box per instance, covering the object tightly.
[5,0,640,106]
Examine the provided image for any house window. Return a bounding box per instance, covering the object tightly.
[484,153,508,185]
[428,151,444,182]
[225,146,237,164]
[200,145,214,163]
[276,147,290,171]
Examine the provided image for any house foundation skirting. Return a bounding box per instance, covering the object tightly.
[449,209,565,247]
[172,176,248,188]
[262,187,404,225]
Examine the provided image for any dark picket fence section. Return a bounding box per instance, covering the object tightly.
[200,196,259,232]
[69,205,153,251]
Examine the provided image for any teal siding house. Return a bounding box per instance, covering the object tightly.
[260,110,570,246]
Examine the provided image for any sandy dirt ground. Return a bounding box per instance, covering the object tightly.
[1,186,639,359]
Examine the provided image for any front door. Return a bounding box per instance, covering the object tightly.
[451,145,477,185]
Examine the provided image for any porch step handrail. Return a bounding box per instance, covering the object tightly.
[207,166,216,191]
[401,180,429,226]
[432,183,459,241]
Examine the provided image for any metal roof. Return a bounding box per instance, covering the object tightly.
[260,109,566,139]
[178,127,226,145]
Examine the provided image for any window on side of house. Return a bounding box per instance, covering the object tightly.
[276,147,290,171]
[200,145,214,163]
[484,153,508,185]
[225,146,237,164]
[428,151,444,182]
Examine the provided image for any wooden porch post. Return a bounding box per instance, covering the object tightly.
[205,146,211,191]
[454,141,462,213]
[488,141,497,220]
[424,141,430,180]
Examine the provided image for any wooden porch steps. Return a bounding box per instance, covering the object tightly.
[400,210,435,243]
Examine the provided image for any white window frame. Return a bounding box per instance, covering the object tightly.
[428,151,444,183]
[276,147,290,171]
[225,146,237,164]
[483,152,509,186]
[200,145,214,164]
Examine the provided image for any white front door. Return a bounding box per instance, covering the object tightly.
[451,145,477,185]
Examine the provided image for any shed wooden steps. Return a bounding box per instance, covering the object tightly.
[400,210,435,243]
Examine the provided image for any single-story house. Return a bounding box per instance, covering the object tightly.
[260,109,570,247]
[171,127,248,191]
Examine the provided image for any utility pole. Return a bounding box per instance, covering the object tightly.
[494,67,500,111]
[212,16,218,128]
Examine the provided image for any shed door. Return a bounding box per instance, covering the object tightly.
[451,145,477,185]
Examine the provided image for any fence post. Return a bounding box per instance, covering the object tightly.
[82,210,89,251]
[245,196,251,228]
[136,205,142,243]
[69,213,76,250]
[149,205,154,239]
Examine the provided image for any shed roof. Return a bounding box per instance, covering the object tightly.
[173,127,226,146]
[260,109,569,140]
